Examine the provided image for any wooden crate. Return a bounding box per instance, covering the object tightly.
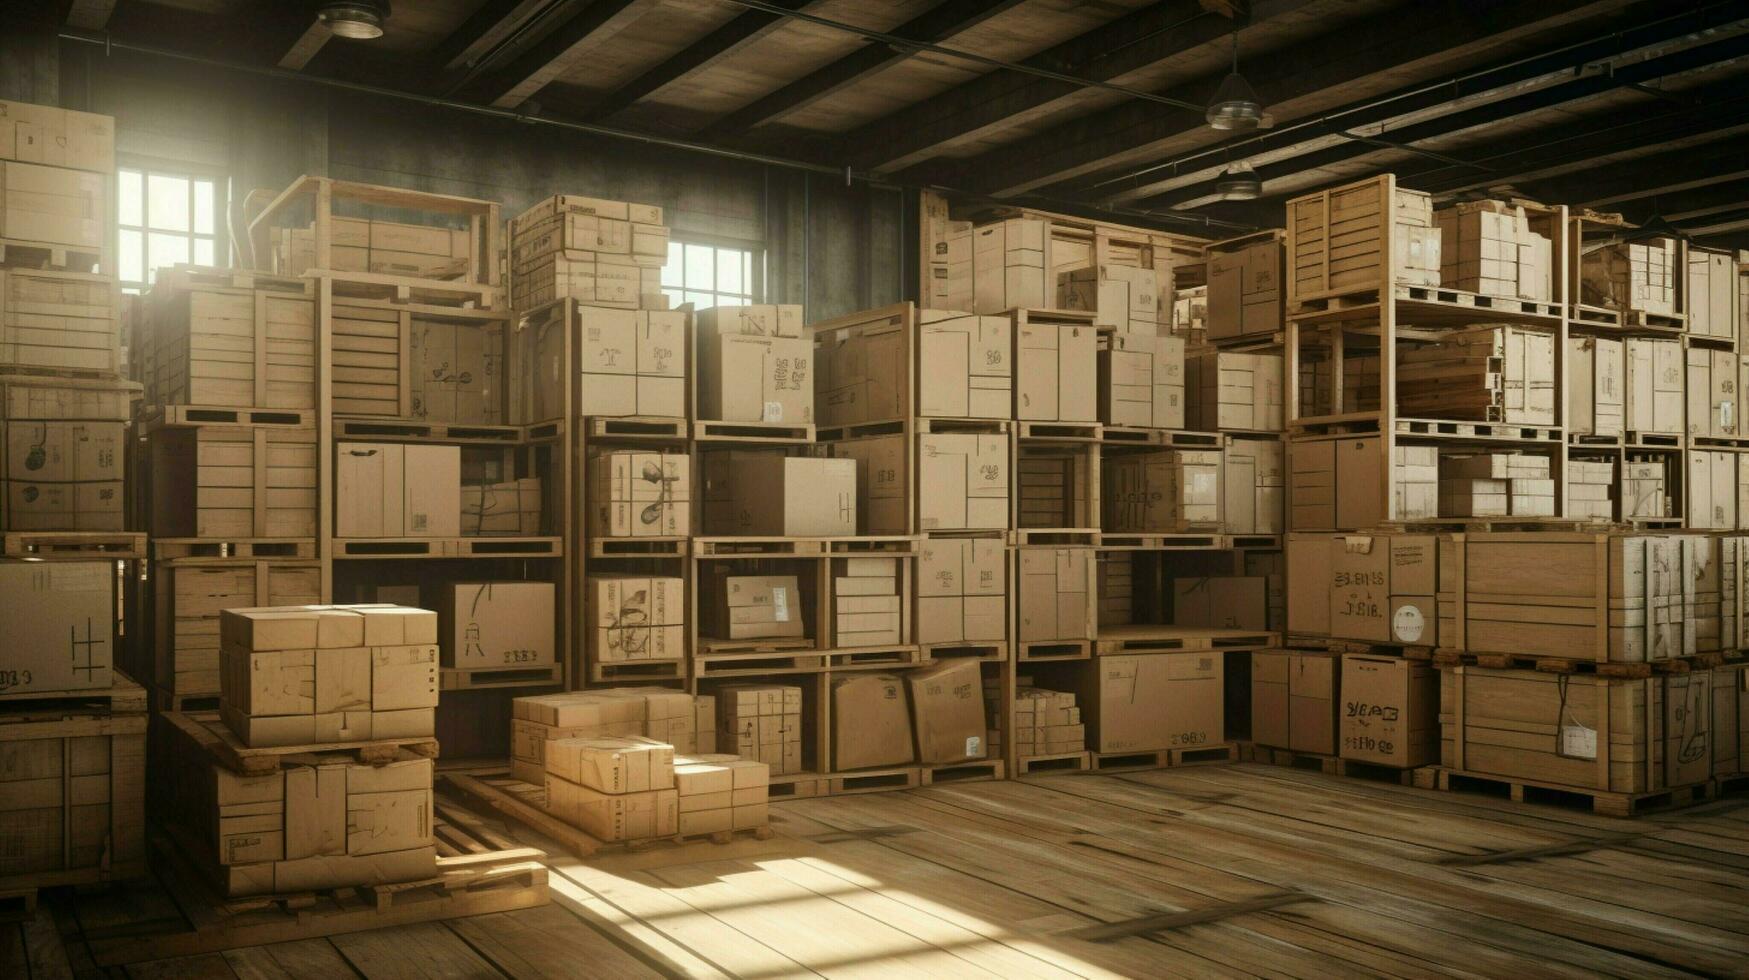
[0,673,148,898]
[139,557,321,699]
[1286,174,1434,303]
[140,264,316,410]
[328,293,509,424]
[0,267,121,375]
[143,422,317,538]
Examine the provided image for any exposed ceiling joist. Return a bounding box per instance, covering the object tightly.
[431,0,552,74]
[1518,134,1749,207]
[584,0,812,120]
[1134,25,1749,210]
[65,0,116,31]
[948,0,1622,199]
[278,20,332,71]
[473,0,653,109]
[698,0,1027,139]
[829,0,1257,174]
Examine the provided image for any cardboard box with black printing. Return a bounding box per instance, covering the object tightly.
[1102,450,1220,532]
[917,432,1009,531]
[439,582,555,669]
[831,435,906,534]
[1328,534,1437,646]
[1,560,113,693]
[565,307,687,419]
[717,684,803,775]
[587,575,685,664]
[1076,653,1222,754]
[832,673,914,770]
[701,452,854,536]
[706,572,805,641]
[917,310,1012,419]
[907,658,987,764]
[1340,654,1437,767]
[3,419,123,531]
[695,305,811,424]
[589,450,690,538]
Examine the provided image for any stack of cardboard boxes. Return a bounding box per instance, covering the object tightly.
[833,557,902,647]
[510,689,715,785]
[159,604,442,897]
[696,304,812,426]
[1438,453,1555,518]
[509,195,668,311]
[544,736,678,842]
[1581,238,1677,317]
[1435,202,1553,301]
[1007,683,1085,758]
[674,754,771,835]
[0,98,109,268]
[718,684,803,775]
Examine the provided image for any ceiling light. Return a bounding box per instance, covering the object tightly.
[1215,161,1261,200]
[1207,31,1266,131]
[320,1,389,40]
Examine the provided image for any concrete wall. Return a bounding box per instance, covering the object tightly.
[8,38,905,319]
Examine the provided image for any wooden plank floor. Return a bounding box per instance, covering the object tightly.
[10,763,1749,978]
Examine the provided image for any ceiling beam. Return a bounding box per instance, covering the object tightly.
[583,0,811,120]
[468,0,653,109]
[65,0,116,31]
[1515,133,1749,208]
[278,20,331,71]
[829,0,1254,174]
[1131,25,1749,210]
[943,0,1622,199]
[430,0,552,75]
[698,0,1027,139]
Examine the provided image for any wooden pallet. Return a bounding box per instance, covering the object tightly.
[1622,309,1684,331]
[1097,427,1222,448]
[695,645,827,677]
[693,419,815,443]
[1240,743,1417,784]
[826,646,927,670]
[1009,528,1098,546]
[1623,430,1683,448]
[1374,517,1609,533]
[1,530,147,559]
[1093,531,1223,550]
[153,688,220,713]
[692,535,918,557]
[919,759,1005,786]
[151,538,316,559]
[1015,639,1092,662]
[1090,743,1236,772]
[154,264,313,295]
[162,710,438,776]
[1428,648,1735,678]
[829,766,922,795]
[1015,751,1091,776]
[1393,417,1562,443]
[583,415,688,440]
[1015,420,1101,441]
[1569,303,1623,327]
[83,832,545,965]
[1413,766,1717,818]
[588,658,686,683]
[334,416,526,444]
[332,536,561,559]
[1283,636,1436,660]
[1094,626,1278,655]
[589,536,688,558]
[0,670,149,712]
[137,405,314,428]
[439,663,563,691]
[320,269,500,309]
[767,772,828,799]
[918,641,1007,663]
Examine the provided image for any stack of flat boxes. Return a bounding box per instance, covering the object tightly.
[178,604,441,897]
[1439,453,1554,518]
[1010,683,1085,757]
[1581,239,1678,317]
[510,689,715,786]
[509,196,668,311]
[1435,203,1553,300]
[717,684,803,776]
[1568,459,1614,519]
[674,755,771,836]
[835,557,902,647]
[544,736,678,842]
[135,271,322,703]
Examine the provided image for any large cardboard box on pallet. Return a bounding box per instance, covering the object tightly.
[438,582,555,669]
[833,557,901,647]
[1,561,114,693]
[1016,548,1095,642]
[0,696,144,885]
[1307,533,1440,645]
[917,432,1009,531]
[1568,336,1623,438]
[586,575,684,665]
[919,310,1012,419]
[907,659,987,764]
[916,536,1005,645]
[334,442,459,538]
[1582,239,1677,317]
[154,561,322,699]
[1441,666,1715,794]
[1207,236,1283,341]
[701,453,855,536]
[1015,315,1096,422]
[0,98,115,173]
[1224,436,1283,533]
[328,302,504,424]
[704,572,805,641]
[1687,246,1737,342]
[970,219,1051,313]
[1172,577,1268,630]
[1437,532,1696,664]
[829,434,906,534]
[146,425,319,538]
[1687,450,1740,530]
[1252,649,1340,755]
[142,274,316,410]
[3,419,123,530]
[278,218,472,280]
[1058,264,1159,334]
[695,305,811,425]
[1185,351,1282,431]
[1,269,119,374]
[1076,653,1222,754]
[1340,655,1437,767]
[1098,332,1184,429]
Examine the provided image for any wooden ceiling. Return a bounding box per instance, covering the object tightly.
[62,0,1749,244]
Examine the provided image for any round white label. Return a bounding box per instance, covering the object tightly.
[1392,604,1426,643]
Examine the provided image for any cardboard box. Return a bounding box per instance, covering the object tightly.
[1582,239,1677,316]
[906,659,987,764]
[716,685,802,775]
[1058,265,1160,334]
[1329,534,1438,645]
[832,673,914,770]
[1397,325,1554,425]
[917,433,1009,531]
[1,561,113,693]
[587,575,685,664]
[510,689,714,782]
[1207,237,1283,341]
[2,162,104,249]
[1251,650,1340,755]
[1015,317,1097,422]
[971,219,1049,313]
[1077,653,1222,753]
[1568,336,1624,438]
[460,477,541,535]
[335,443,460,537]
[707,573,804,640]
[1017,548,1094,642]
[565,307,687,418]
[1173,577,1268,630]
[0,99,115,172]
[917,310,1012,419]
[439,583,555,669]
[546,779,679,842]
[702,454,855,536]
[1339,655,1437,767]
[696,305,811,424]
[1625,338,1684,435]
[1289,436,1384,531]
[830,435,906,534]
[1098,333,1185,429]
[545,735,674,794]
[1688,347,1739,440]
[1687,450,1739,530]
[1186,350,1283,431]
[589,451,689,538]
[1687,246,1737,342]
[916,536,1006,645]
[2,269,119,375]
[3,420,124,531]
[1102,450,1220,532]
[1223,436,1284,533]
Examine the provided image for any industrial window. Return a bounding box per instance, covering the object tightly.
[117,167,225,292]
[661,241,757,309]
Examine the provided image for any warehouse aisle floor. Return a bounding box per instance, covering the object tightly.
[14,764,1749,978]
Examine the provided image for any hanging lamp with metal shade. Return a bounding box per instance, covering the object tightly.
[1206,30,1271,131]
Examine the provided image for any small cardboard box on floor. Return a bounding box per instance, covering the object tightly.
[674,754,771,835]
[1076,653,1223,754]
[1252,649,1340,755]
[219,605,440,747]
[1340,655,1437,767]
[510,689,715,785]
